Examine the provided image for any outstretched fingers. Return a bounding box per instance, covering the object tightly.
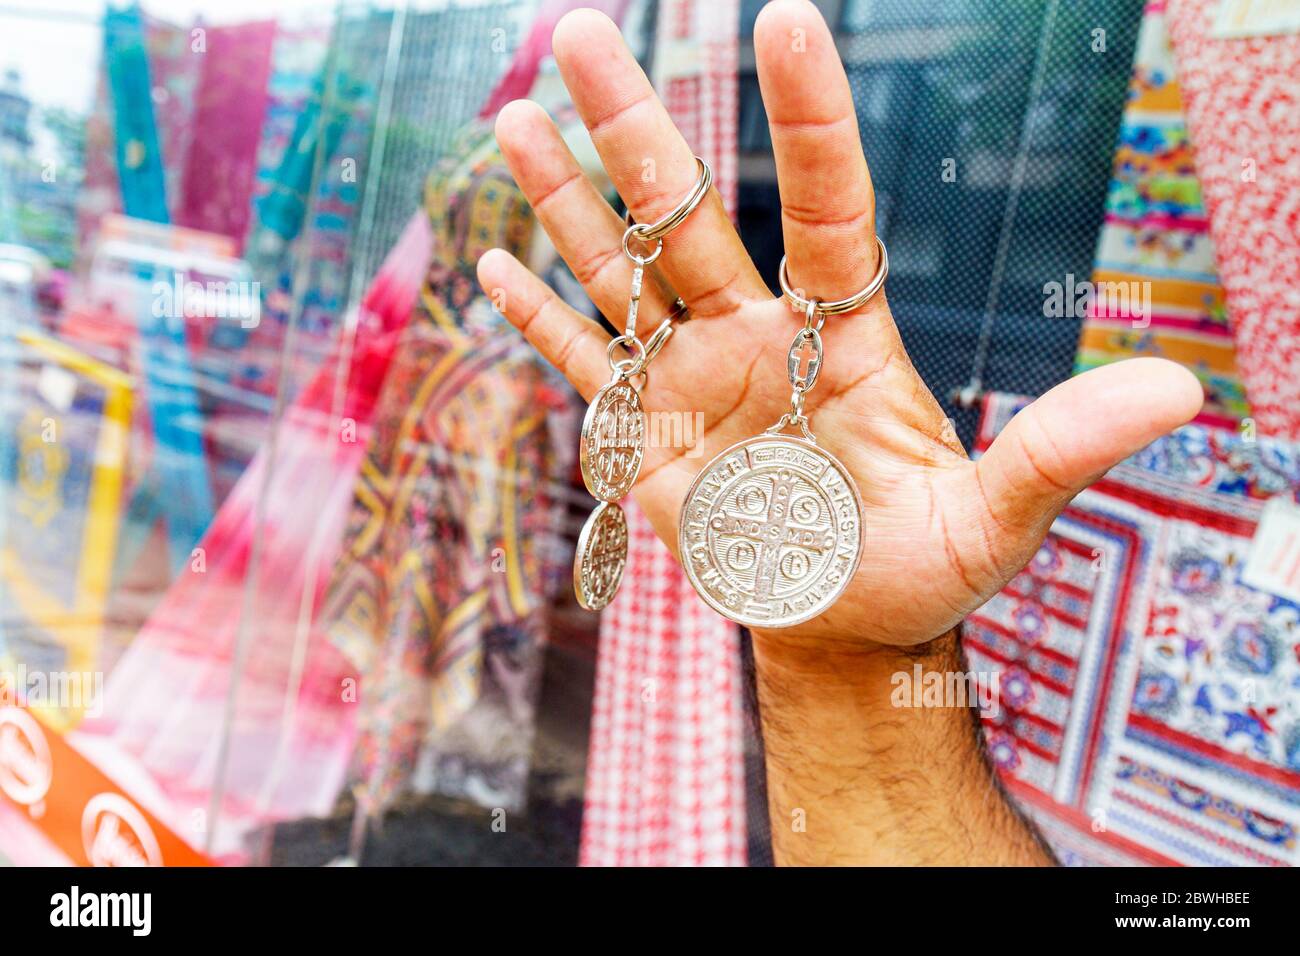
[551,8,768,317]
[476,248,611,402]
[494,99,676,330]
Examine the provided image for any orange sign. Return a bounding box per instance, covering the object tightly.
[0,706,211,866]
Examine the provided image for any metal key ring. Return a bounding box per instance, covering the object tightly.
[641,298,688,368]
[609,298,689,383]
[607,334,646,377]
[621,226,663,266]
[778,235,889,317]
[624,156,713,243]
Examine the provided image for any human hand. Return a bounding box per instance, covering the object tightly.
[477,2,1202,662]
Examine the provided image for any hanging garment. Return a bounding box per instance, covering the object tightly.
[969,391,1300,866]
[579,504,746,866]
[579,0,748,867]
[102,5,168,224]
[1165,0,1300,439]
[75,14,202,268]
[322,125,580,817]
[1074,3,1250,430]
[176,21,278,252]
[477,0,628,121]
[77,211,432,861]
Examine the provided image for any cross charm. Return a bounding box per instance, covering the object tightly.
[793,337,817,382]
[786,329,822,391]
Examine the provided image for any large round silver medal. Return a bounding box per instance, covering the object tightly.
[574,500,630,611]
[580,379,645,502]
[678,434,862,628]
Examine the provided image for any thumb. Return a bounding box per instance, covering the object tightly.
[975,358,1203,545]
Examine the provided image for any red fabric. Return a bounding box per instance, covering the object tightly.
[1166,0,1300,439]
[176,22,277,251]
[579,0,746,866]
[579,502,746,866]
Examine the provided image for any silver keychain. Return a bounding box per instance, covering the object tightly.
[574,157,711,611]
[677,238,889,628]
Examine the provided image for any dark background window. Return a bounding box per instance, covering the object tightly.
[737,0,1144,445]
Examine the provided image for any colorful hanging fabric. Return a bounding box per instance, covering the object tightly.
[969,391,1300,866]
[133,274,217,573]
[176,22,277,251]
[146,19,203,219]
[100,6,218,571]
[1164,0,1300,439]
[78,211,432,862]
[76,14,202,260]
[322,125,580,817]
[102,4,168,224]
[1074,1,1249,430]
[248,22,334,247]
[579,0,747,867]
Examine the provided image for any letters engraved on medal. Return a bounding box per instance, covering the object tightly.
[574,501,630,611]
[580,380,645,502]
[678,436,862,628]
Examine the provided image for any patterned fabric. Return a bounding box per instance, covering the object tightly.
[77,211,431,861]
[970,392,1300,866]
[651,0,740,217]
[579,503,747,866]
[1165,0,1300,439]
[1074,2,1249,430]
[323,125,579,816]
[580,0,747,867]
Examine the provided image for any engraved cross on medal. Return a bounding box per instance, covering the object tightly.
[713,471,834,601]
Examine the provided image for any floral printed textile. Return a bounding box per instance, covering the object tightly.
[971,392,1300,866]
[1166,0,1300,439]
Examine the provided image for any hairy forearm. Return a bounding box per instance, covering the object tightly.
[751,627,1056,866]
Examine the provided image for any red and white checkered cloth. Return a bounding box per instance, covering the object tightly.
[1166,0,1300,439]
[579,0,746,867]
[654,0,740,218]
[579,502,746,866]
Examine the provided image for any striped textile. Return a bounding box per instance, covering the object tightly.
[1074,1,1250,431]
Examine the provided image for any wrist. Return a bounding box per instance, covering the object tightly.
[749,625,958,691]
[750,623,1055,865]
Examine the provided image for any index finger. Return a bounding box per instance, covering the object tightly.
[552,9,770,318]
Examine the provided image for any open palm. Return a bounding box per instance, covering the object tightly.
[477,2,1202,649]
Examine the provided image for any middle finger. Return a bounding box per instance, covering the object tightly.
[551,9,770,318]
